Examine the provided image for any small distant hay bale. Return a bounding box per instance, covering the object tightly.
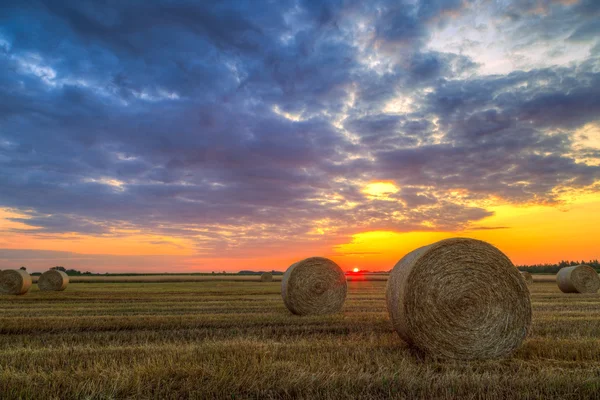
[386,238,532,360]
[520,271,534,284]
[281,257,347,315]
[0,269,32,295]
[556,265,600,294]
[260,272,273,282]
[38,270,70,291]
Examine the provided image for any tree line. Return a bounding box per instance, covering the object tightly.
[48,266,94,275]
[518,260,600,274]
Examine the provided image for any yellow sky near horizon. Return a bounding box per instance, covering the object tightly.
[334,191,600,269]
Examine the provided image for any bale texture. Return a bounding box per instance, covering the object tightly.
[520,271,534,285]
[556,265,600,294]
[281,257,347,315]
[0,269,32,295]
[260,272,273,282]
[386,238,532,360]
[38,270,70,291]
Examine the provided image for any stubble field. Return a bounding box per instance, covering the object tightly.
[0,276,599,399]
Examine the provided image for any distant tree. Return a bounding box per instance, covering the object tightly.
[49,267,84,276]
[66,269,77,275]
[518,259,600,274]
[19,266,26,271]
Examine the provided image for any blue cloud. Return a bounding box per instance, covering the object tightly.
[0,0,598,254]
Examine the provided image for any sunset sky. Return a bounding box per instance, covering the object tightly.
[1,0,599,273]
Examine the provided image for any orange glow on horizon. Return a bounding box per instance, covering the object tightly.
[1,191,600,273]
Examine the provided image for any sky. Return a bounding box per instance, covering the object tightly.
[0,0,599,273]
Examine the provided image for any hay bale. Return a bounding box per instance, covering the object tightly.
[520,271,534,284]
[386,238,532,360]
[38,270,70,291]
[260,272,273,282]
[0,269,32,295]
[556,265,600,293]
[281,257,347,315]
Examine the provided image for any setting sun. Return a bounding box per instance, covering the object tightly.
[353,267,360,273]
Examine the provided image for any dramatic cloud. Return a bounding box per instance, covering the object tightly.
[0,0,598,259]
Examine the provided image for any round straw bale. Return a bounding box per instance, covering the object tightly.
[281,257,347,315]
[260,272,273,282]
[520,271,533,284]
[38,270,70,291]
[556,265,600,294]
[386,238,532,360]
[0,269,32,295]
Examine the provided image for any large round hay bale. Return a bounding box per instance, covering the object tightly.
[38,270,70,291]
[260,272,273,282]
[556,265,600,294]
[281,257,347,315]
[386,238,532,360]
[0,269,32,295]
[520,271,533,284]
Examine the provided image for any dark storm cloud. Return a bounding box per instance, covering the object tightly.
[0,0,598,253]
[514,81,600,129]
[375,4,425,45]
[398,187,438,208]
[374,0,469,47]
[344,114,434,149]
[424,66,600,134]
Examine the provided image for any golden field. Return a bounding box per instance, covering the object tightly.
[0,277,599,399]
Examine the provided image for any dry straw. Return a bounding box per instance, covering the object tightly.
[38,270,70,291]
[260,272,273,282]
[556,265,600,293]
[386,238,532,360]
[281,257,347,315]
[520,271,534,285]
[0,269,32,295]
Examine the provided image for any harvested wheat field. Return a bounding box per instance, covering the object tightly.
[0,278,599,399]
